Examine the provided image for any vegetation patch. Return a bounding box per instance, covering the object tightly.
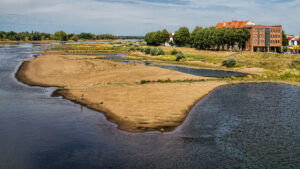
[222,58,237,67]
[140,78,206,84]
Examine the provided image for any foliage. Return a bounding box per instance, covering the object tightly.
[148,48,164,56]
[157,48,164,55]
[162,29,170,43]
[68,33,79,41]
[144,47,151,54]
[144,29,170,46]
[0,30,121,41]
[150,48,158,56]
[170,49,180,55]
[54,31,68,41]
[173,27,190,47]
[140,78,205,84]
[175,52,185,61]
[193,27,250,51]
[222,58,237,67]
[282,30,288,46]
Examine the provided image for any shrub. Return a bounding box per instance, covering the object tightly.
[140,80,151,84]
[170,49,179,55]
[150,48,158,56]
[144,47,151,54]
[157,48,164,55]
[175,52,185,61]
[222,58,237,67]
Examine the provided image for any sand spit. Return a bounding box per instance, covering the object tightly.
[17,52,228,132]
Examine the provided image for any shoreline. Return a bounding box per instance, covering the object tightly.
[16,50,222,132]
[15,48,300,132]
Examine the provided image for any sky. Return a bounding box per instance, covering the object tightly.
[0,0,299,36]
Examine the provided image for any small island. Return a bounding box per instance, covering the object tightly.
[16,38,300,132]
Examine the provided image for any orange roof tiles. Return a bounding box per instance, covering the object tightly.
[216,20,249,29]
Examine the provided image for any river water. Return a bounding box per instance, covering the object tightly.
[101,54,247,78]
[0,43,300,169]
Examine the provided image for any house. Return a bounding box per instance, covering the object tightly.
[288,35,299,46]
[165,33,174,46]
[287,35,300,54]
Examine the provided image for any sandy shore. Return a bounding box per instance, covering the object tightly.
[16,52,229,132]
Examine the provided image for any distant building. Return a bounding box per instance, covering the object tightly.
[287,35,300,54]
[216,20,282,52]
[165,32,174,46]
[287,35,299,46]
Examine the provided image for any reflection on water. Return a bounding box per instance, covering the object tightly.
[154,65,247,77]
[0,43,300,169]
[100,54,128,59]
[114,57,247,77]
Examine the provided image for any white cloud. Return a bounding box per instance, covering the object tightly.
[0,0,299,35]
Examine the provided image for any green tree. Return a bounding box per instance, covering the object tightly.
[32,31,42,41]
[282,30,288,46]
[174,27,190,46]
[191,26,202,47]
[144,32,157,45]
[68,33,79,41]
[162,29,170,43]
[6,31,17,40]
[54,31,68,41]
[79,32,96,40]
[0,31,6,40]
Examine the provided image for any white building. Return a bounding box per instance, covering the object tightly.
[165,32,175,46]
[288,37,299,46]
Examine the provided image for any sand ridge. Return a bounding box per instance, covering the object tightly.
[17,51,228,132]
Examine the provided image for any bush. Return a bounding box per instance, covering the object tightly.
[157,48,164,55]
[170,49,179,55]
[144,47,164,56]
[150,48,158,56]
[222,58,237,67]
[140,80,151,84]
[144,47,151,54]
[175,52,185,61]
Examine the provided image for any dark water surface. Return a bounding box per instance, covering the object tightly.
[107,55,247,77]
[1,43,300,169]
[153,64,247,77]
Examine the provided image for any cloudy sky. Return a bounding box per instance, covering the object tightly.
[0,0,299,35]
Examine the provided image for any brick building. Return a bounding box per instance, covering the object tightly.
[216,21,282,52]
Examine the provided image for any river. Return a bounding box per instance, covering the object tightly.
[0,43,299,169]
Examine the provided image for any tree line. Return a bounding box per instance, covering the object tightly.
[0,30,144,41]
[144,29,170,46]
[145,26,251,51]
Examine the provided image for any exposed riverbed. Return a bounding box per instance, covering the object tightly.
[1,43,300,168]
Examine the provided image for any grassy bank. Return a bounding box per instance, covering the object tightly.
[16,42,300,132]
[128,45,300,82]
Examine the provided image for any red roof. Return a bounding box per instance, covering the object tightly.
[216,20,249,29]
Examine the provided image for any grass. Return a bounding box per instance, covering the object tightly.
[140,78,206,84]
[51,42,300,83]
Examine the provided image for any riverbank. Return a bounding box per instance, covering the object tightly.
[16,42,300,132]
[16,51,225,132]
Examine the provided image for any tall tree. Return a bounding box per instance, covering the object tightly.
[54,31,68,41]
[162,29,170,43]
[191,26,202,47]
[282,30,288,46]
[174,27,190,46]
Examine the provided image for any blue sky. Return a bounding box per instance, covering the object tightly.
[0,0,299,35]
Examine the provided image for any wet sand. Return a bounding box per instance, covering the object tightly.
[16,52,229,132]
